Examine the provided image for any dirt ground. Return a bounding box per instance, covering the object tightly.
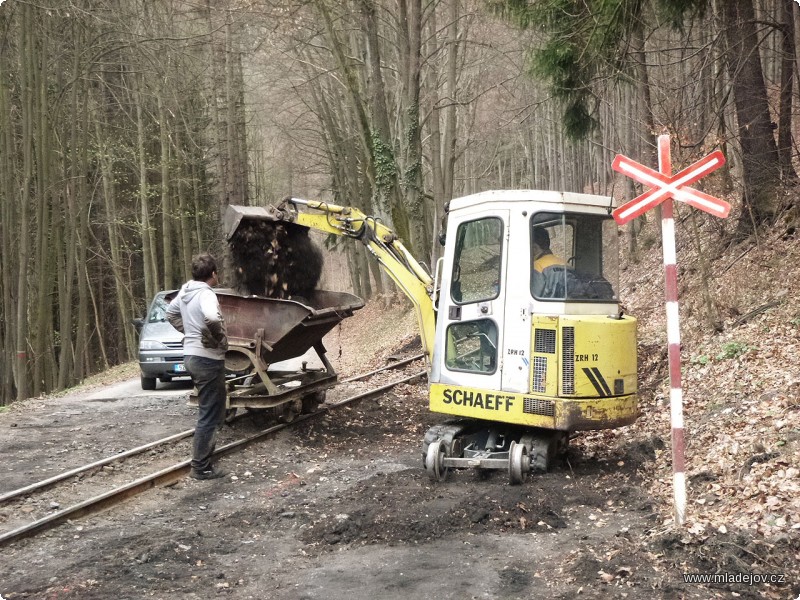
[0,301,797,599]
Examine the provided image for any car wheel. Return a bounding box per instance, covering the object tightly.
[141,375,157,390]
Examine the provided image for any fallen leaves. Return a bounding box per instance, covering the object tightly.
[618,224,800,540]
[598,566,633,584]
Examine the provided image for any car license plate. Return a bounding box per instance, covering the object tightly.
[173,364,186,373]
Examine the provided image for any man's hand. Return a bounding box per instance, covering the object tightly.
[203,320,228,351]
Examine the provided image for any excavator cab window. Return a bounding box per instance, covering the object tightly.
[445,319,498,373]
[531,212,618,302]
[450,217,503,304]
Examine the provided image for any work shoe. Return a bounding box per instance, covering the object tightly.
[190,467,227,480]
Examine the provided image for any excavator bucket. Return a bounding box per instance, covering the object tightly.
[223,204,288,241]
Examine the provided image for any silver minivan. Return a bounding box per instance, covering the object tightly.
[132,290,187,390]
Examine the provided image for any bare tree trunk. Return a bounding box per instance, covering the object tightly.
[365,244,384,297]
[343,243,362,298]
[0,48,16,403]
[135,82,157,301]
[442,0,459,203]
[396,0,430,259]
[777,0,797,182]
[313,1,394,230]
[358,0,398,218]
[15,3,34,400]
[424,0,461,245]
[225,14,237,207]
[720,0,783,232]
[631,17,660,237]
[58,28,81,390]
[86,264,109,370]
[191,159,204,252]
[175,128,193,282]
[74,75,91,380]
[159,93,174,289]
[33,25,52,396]
[206,0,228,261]
[425,3,444,241]
[233,49,249,206]
[712,0,735,194]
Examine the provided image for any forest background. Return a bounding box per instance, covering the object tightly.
[0,0,798,405]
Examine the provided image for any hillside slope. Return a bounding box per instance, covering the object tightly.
[618,214,799,539]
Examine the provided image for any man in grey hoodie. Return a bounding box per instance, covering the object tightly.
[166,253,229,480]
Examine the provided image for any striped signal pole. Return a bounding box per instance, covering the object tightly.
[611,134,729,526]
[657,135,687,526]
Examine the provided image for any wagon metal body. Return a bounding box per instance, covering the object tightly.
[189,288,364,421]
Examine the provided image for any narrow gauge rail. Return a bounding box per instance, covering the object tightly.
[0,355,426,548]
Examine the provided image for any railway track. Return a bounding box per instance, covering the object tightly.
[0,354,426,548]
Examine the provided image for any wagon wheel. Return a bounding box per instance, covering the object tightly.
[246,408,271,428]
[301,390,326,414]
[277,404,297,424]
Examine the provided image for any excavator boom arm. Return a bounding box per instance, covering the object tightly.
[224,199,437,363]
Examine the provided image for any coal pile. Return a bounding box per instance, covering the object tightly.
[228,219,324,300]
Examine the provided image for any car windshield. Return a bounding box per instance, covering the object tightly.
[148,296,169,323]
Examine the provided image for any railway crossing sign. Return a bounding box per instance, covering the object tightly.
[612,134,730,527]
[611,146,730,224]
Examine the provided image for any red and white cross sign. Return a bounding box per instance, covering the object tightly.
[611,145,730,224]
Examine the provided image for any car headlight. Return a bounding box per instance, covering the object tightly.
[140,340,168,350]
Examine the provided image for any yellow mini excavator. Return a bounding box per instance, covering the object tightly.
[224,190,638,483]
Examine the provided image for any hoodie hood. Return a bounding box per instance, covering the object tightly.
[181,280,212,303]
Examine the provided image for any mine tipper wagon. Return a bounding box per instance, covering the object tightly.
[188,288,363,423]
[223,190,639,483]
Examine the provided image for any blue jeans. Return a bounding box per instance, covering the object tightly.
[184,355,226,472]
